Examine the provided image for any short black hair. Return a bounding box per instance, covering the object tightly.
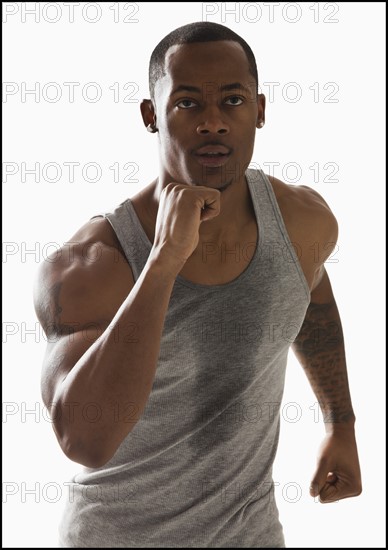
[149,22,258,100]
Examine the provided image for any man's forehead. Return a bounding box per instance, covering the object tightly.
[159,41,253,93]
[164,40,248,71]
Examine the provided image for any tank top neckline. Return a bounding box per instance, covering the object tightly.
[126,173,263,290]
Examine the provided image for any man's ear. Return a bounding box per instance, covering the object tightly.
[256,93,266,129]
[140,99,158,133]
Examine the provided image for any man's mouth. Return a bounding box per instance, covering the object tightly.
[194,144,232,167]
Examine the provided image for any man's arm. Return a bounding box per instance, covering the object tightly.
[34,218,181,469]
[291,200,362,503]
[292,268,355,426]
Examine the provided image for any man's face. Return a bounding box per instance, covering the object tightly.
[151,41,264,191]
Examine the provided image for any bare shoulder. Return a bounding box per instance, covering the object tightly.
[267,174,339,244]
[33,216,135,337]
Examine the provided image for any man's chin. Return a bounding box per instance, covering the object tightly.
[217,180,233,192]
[190,173,233,190]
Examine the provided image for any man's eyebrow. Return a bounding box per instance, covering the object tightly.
[171,85,202,95]
[170,82,252,95]
[220,82,250,93]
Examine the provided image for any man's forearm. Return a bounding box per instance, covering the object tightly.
[292,299,355,431]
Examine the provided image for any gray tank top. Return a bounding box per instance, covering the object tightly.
[58,168,310,548]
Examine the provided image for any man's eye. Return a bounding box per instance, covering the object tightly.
[177,99,196,109]
[225,96,243,105]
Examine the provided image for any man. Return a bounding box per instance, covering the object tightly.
[34,22,362,548]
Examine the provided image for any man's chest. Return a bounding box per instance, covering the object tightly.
[178,217,258,286]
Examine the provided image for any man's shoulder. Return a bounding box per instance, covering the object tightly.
[35,216,132,293]
[267,173,331,211]
[33,215,135,342]
[73,215,121,249]
[266,174,338,242]
[33,215,134,329]
[47,216,126,268]
[267,176,338,256]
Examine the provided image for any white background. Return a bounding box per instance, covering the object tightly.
[3,2,386,547]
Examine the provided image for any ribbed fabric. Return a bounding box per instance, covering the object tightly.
[58,169,310,548]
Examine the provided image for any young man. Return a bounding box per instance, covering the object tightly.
[34,22,362,548]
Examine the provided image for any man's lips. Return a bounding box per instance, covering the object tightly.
[194,144,232,167]
[195,145,231,155]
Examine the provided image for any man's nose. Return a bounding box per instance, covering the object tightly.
[196,107,229,135]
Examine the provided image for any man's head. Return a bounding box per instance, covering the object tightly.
[141,22,265,191]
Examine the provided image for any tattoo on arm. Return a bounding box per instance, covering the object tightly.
[293,301,343,356]
[293,300,354,424]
